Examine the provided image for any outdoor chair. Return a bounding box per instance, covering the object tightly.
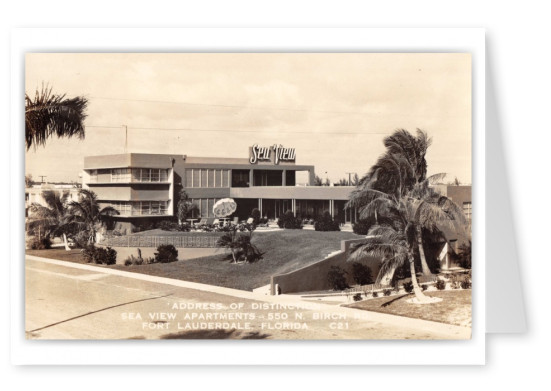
[197,218,208,225]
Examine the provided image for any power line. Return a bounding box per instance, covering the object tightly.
[85,125,389,136]
[89,95,380,116]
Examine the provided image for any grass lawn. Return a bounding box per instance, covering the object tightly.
[26,230,361,291]
[112,230,360,291]
[27,248,90,264]
[346,290,471,327]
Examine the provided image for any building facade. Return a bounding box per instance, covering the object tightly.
[82,148,358,233]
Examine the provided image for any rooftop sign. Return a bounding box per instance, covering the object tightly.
[249,144,296,165]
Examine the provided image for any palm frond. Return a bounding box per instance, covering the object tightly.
[25,84,88,150]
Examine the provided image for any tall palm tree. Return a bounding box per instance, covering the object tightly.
[355,129,431,196]
[67,189,118,244]
[350,132,438,275]
[27,190,72,250]
[25,85,88,150]
[348,171,468,303]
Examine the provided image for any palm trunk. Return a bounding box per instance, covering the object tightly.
[408,252,429,302]
[62,233,70,251]
[416,226,433,276]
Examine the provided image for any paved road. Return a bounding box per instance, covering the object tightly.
[25,256,470,340]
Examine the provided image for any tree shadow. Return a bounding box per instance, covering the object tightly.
[159,329,270,340]
[381,293,411,307]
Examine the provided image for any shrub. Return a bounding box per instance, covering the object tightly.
[457,241,472,269]
[421,284,428,291]
[81,244,117,265]
[353,293,362,302]
[403,281,414,293]
[251,208,261,225]
[28,236,52,250]
[156,220,180,231]
[277,210,303,229]
[383,289,392,296]
[154,244,178,263]
[104,247,117,265]
[81,244,97,263]
[372,291,379,298]
[314,211,340,232]
[435,279,446,290]
[460,279,472,289]
[124,258,133,266]
[327,266,349,291]
[351,262,373,285]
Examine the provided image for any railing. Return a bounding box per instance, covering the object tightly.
[101,235,220,248]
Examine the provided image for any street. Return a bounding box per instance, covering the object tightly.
[25,256,470,340]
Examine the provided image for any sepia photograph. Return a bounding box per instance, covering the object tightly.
[24,52,472,340]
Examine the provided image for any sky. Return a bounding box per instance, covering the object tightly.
[25,53,471,185]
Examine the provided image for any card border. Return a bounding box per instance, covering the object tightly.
[11,27,485,365]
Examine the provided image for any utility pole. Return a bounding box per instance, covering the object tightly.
[345,172,356,186]
[122,125,128,153]
[38,175,47,183]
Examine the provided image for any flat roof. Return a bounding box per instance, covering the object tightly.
[83,153,312,171]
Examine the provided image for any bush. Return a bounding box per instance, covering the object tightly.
[435,279,446,290]
[353,293,362,302]
[156,220,180,231]
[403,281,414,293]
[327,266,349,291]
[372,291,379,298]
[277,210,303,229]
[352,219,373,235]
[457,241,472,269]
[154,244,178,263]
[460,279,472,289]
[314,211,340,232]
[351,262,373,285]
[28,236,52,250]
[421,284,428,291]
[81,244,117,265]
[383,289,392,296]
[251,208,261,225]
[81,244,96,263]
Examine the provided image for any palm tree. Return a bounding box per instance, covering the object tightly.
[350,130,435,276]
[67,189,118,244]
[27,190,72,250]
[25,85,88,150]
[176,189,199,225]
[347,171,468,302]
[355,129,431,196]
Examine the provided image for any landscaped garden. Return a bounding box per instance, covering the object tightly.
[27,229,361,291]
[346,289,472,327]
[110,229,360,291]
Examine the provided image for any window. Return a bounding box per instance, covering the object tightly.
[463,202,472,221]
[111,168,131,182]
[89,170,98,183]
[207,169,214,188]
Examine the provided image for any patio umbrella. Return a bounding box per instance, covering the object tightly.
[213,198,237,218]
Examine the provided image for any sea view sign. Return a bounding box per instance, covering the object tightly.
[249,144,296,165]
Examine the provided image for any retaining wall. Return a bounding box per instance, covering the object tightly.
[271,238,382,294]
